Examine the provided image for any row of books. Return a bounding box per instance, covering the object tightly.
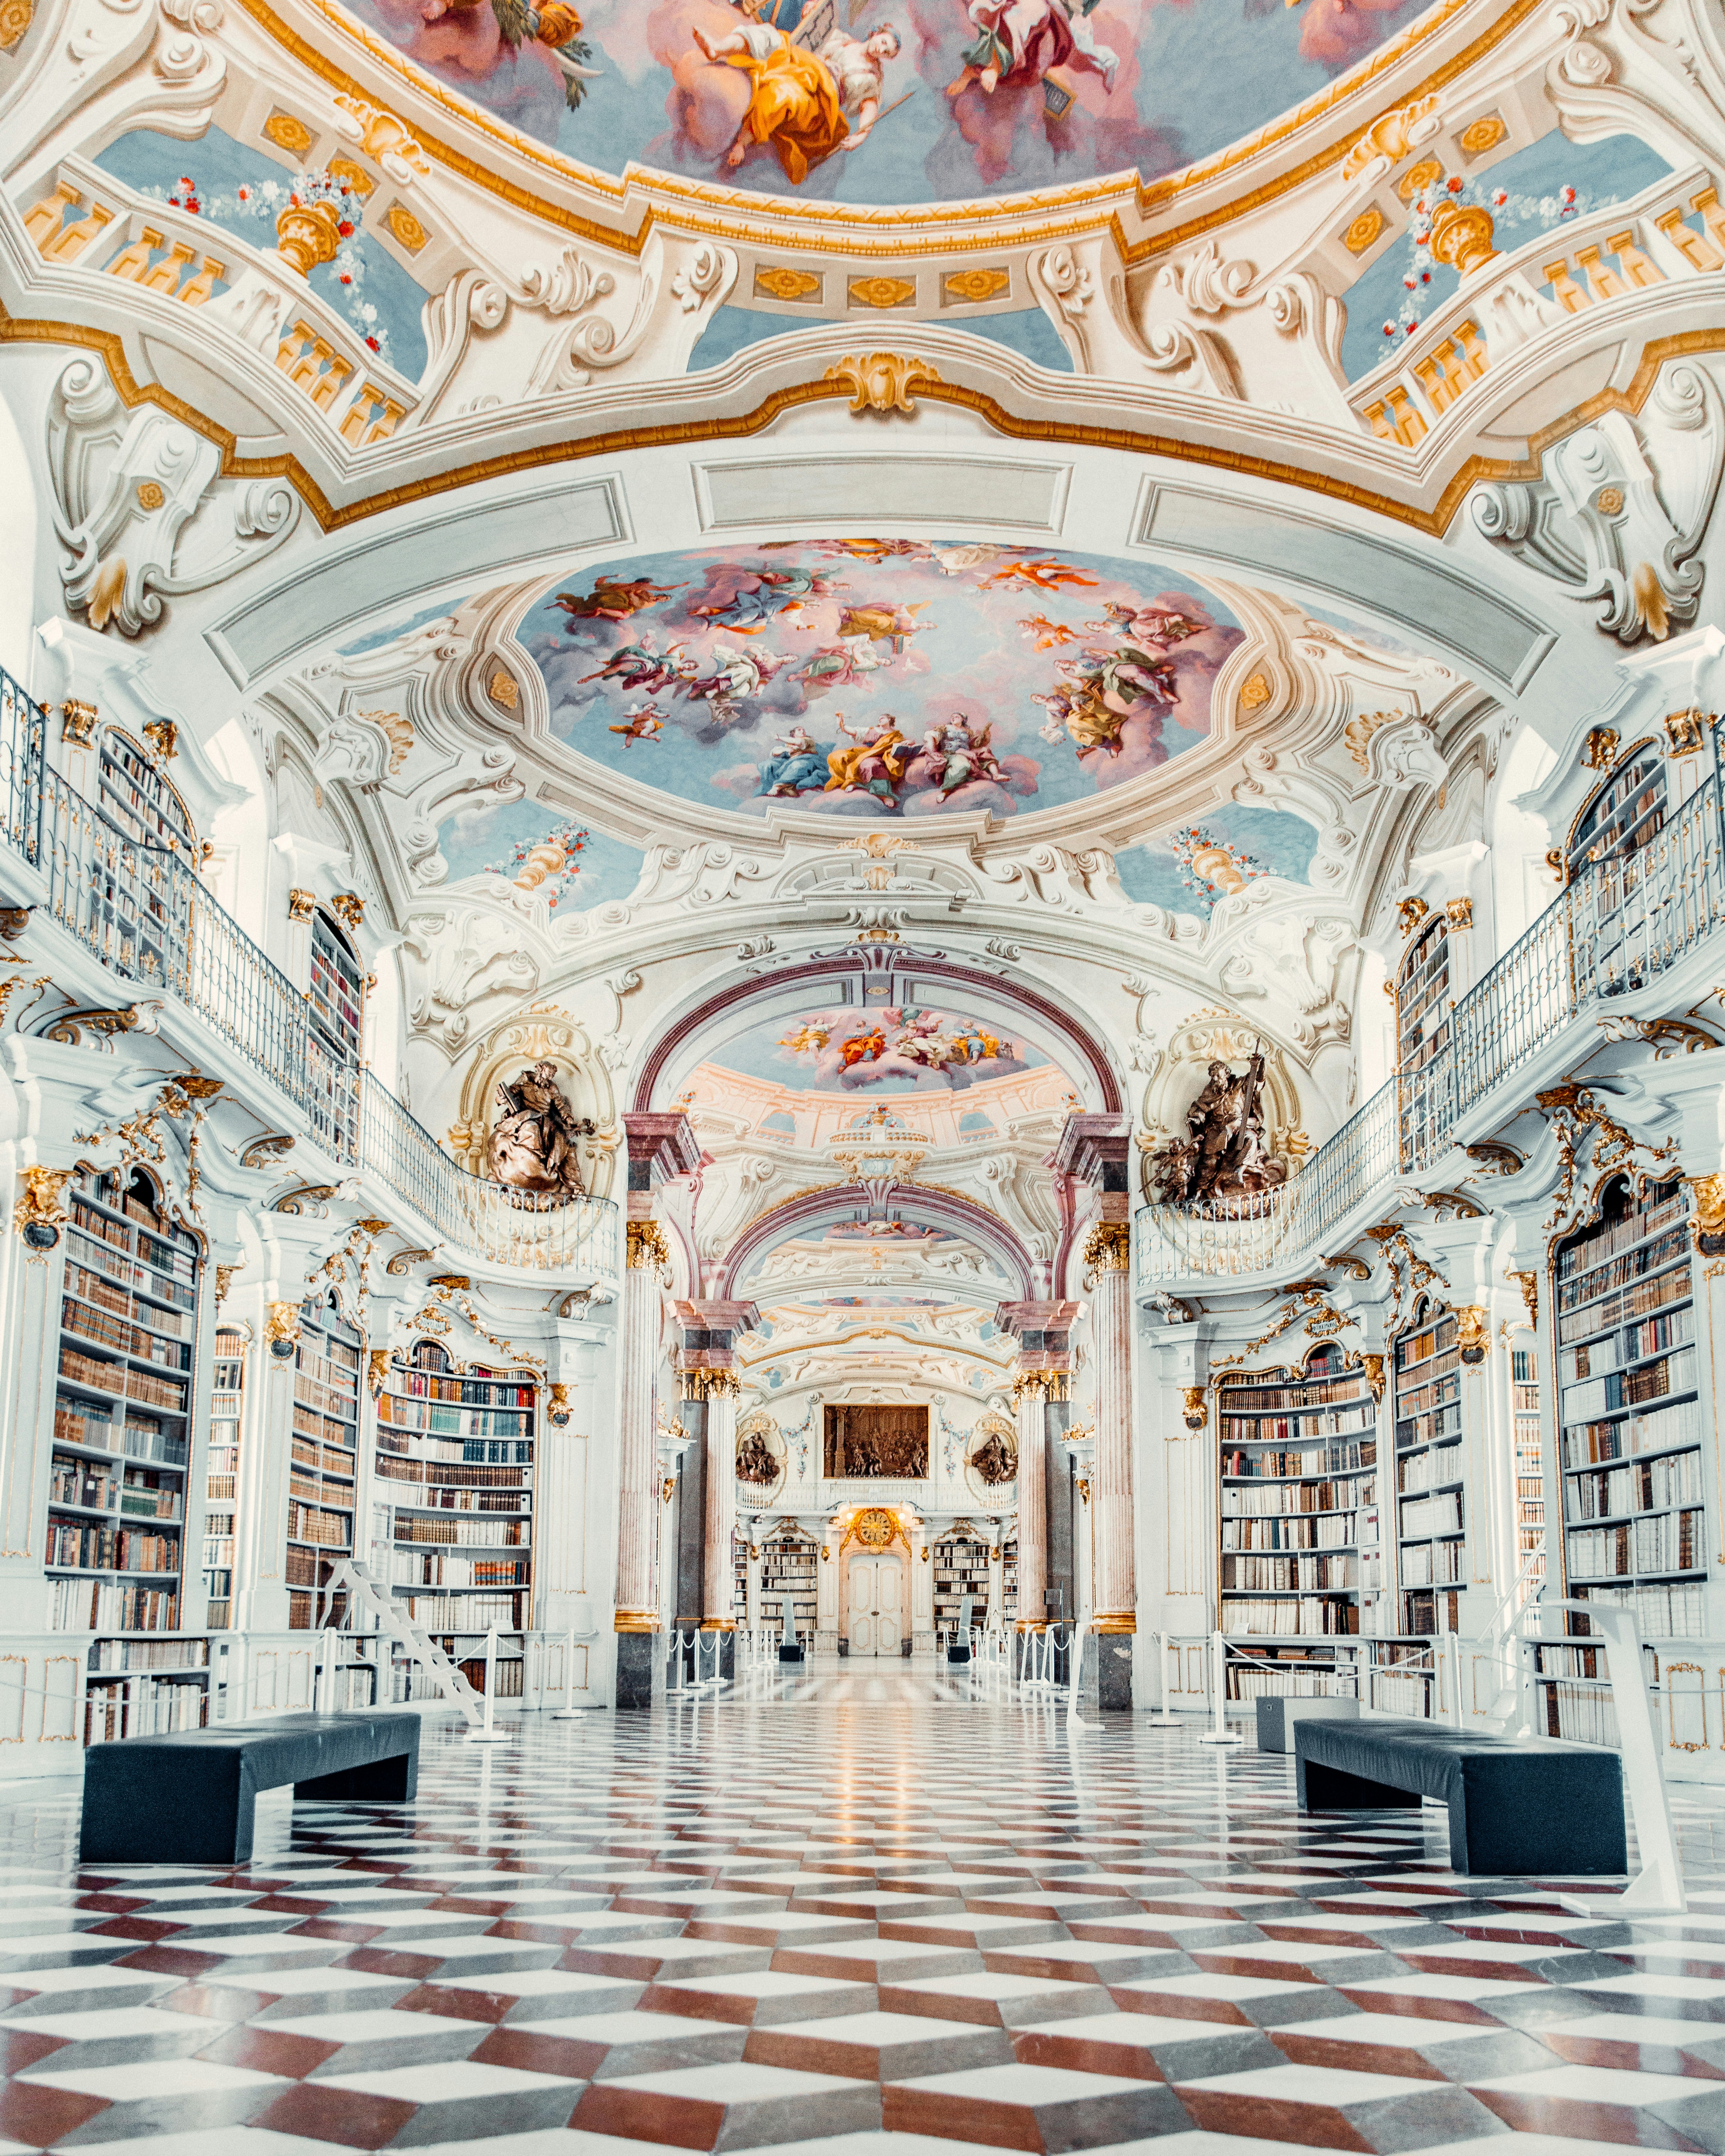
[389,1552,530,1588]
[388,1374,535,1406]
[1396,1443,1463,1496]
[401,1593,522,1630]
[374,1459,530,1492]
[91,1636,208,1670]
[1221,1513,1360,1551]
[1400,1490,1464,1538]
[1220,1444,1375,1479]
[1224,1476,1374,1517]
[1212,1382,1367,1411]
[66,1227,194,1310]
[1225,1670,1353,1701]
[378,1401,532,1437]
[62,1300,189,1371]
[1574,1580,1707,1635]
[287,1504,351,1548]
[394,1518,528,1548]
[46,1524,178,1572]
[1568,1508,1703,1579]
[1562,1347,1694,1422]
[1393,1372,1462,1420]
[48,1576,180,1631]
[1394,1406,1463,1449]
[1217,1414,1375,1442]
[1557,1256,1689,1345]
[1557,1199,1684,1283]
[85,1676,209,1745]
[1222,1598,1360,1636]
[65,1262,189,1335]
[1399,1537,1465,1586]
[1563,1399,1701,1466]
[1566,1448,1703,1521]
[59,1350,185,1414]
[1563,1311,1691,1386]
[1222,1554,1358,1591]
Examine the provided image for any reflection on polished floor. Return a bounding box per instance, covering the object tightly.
[1,1688,1725,2153]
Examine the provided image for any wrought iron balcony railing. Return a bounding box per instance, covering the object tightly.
[1138,758,1725,1283]
[0,671,617,1278]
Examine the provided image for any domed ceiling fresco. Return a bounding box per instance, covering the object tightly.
[344,0,1434,204]
[513,537,1243,820]
[704,1003,1048,1089]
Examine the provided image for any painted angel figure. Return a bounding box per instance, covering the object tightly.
[579,637,679,695]
[800,633,888,689]
[824,715,914,805]
[920,713,994,795]
[1089,600,1206,651]
[945,0,1116,94]
[608,702,665,745]
[691,19,900,180]
[675,644,785,724]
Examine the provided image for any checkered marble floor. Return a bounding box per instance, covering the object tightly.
[4,1664,1725,2155]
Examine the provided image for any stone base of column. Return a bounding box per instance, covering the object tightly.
[700,1625,736,1680]
[1075,1628,1133,1712]
[614,1629,663,1710]
[815,1629,839,1655]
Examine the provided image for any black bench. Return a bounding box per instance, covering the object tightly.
[80,1710,421,1866]
[1295,1715,1625,1875]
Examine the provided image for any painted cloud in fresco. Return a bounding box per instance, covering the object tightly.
[338,0,1430,206]
[519,539,1243,820]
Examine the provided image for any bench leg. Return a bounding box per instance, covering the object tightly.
[1301,1759,1422,1812]
[295,1751,415,1803]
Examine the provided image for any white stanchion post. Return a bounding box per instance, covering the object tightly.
[1446,1628,1465,1730]
[1197,1629,1245,1746]
[466,1626,508,1743]
[552,1627,581,1720]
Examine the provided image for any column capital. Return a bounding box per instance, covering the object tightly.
[1051,1115,1131,1187]
[994,1299,1078,1350]
[673,1298,761,1339]
[623,1112,700,1193]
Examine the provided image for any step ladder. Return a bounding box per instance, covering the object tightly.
[326,1558,483,1730]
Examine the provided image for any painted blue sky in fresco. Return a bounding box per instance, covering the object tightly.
[339,0,1434,208]
[515,538,1243,821]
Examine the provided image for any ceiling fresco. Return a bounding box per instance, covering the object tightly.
[517,539,1243,820]
[704,1005,1046,1089]
[344,0,1434,206]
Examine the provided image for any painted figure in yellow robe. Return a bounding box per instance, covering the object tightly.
[692,19,900,181]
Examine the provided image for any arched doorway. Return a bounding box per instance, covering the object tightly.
[844,1547,906,1657]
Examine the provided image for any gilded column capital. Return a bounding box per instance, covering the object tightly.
[1012,1368,1070,1404]
[287,888,317,924]
[1082,1222,1130,1271]
[682,1367,741,1401]
[626,1219,670,1269]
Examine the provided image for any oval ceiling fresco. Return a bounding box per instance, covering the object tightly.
[514,537,1244,819]
[344,0,1434,206]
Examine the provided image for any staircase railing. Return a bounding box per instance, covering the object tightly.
[0,670,617,1277]
[1139,760,1725,1283]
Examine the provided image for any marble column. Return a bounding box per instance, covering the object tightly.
[614,1221,665,1632]
[614,1113,697,1710]
[1085,1225,1135,1639]
[1015,1374,1048,1670]
[908,1517,934,1656]
[702,1374,739,1676]
[1057,1116,1135,1711]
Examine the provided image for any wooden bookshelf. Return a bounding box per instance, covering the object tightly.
[375,1342,536,1677]
[1393,1300,1465,1637]
[1217,1343,1376,1691]
[1556,1178,1704,1644]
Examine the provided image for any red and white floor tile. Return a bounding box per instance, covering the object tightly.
[0,1663,1721,2153]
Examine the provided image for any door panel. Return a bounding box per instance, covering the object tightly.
[848,1553,903,1657]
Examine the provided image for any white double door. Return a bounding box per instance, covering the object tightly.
[847,1553,903,1657]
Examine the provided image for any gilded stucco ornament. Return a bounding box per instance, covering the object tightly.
[1180,1386,1207,1433]
[626,1220,669,1270]
[822,353,941,415]
[1454,1305,1488,1364]
[13,1166,71,1246]
[265,1302,302,1358]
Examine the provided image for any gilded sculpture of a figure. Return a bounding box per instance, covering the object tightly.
[969,1429,1017,1485]
[488,1061,594,1201]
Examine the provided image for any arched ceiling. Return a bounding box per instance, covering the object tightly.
[324,0,1432,212]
